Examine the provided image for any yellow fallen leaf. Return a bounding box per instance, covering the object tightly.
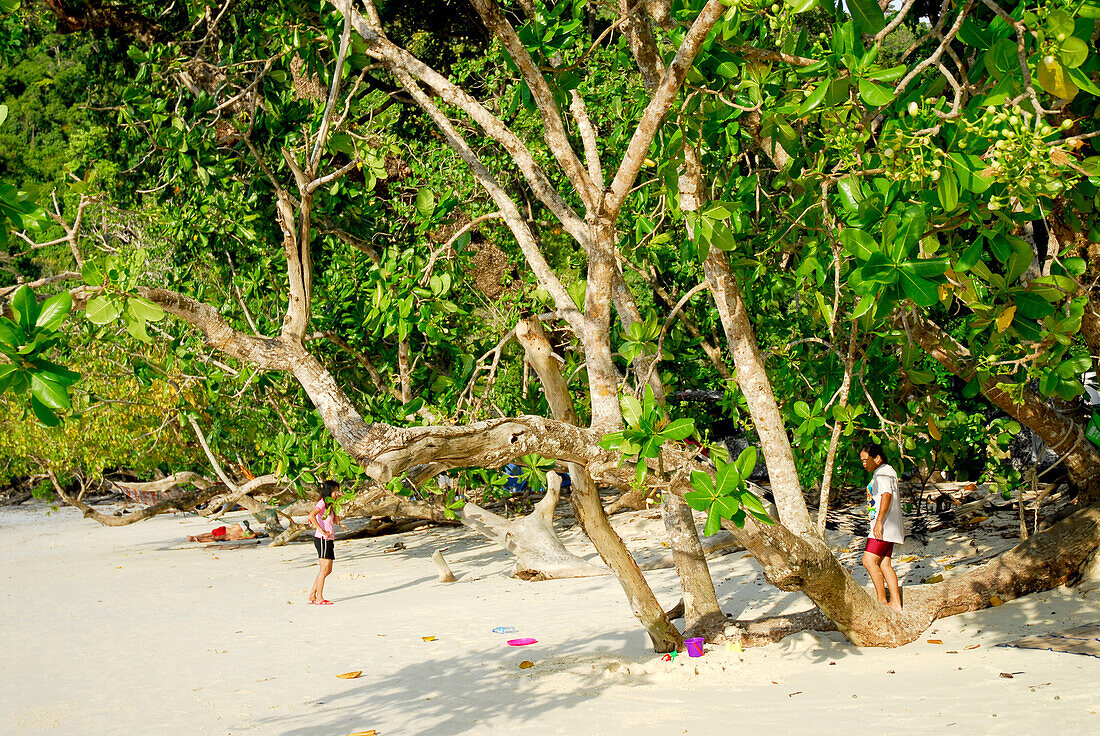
[422,636,437,642]
[922,574,944,584]
[927,415,941,440]
[927,639,943,645]
[898,556,917,562]
[337,671,362,679]
[944,564,956,570]
[990,596,1003,607]
[519,660,534,669]
[995,306,1016,333]
[347,731,377,736]
[966,644,981,650]
[969,515,989,524]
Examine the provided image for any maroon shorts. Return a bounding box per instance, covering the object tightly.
[865,538,894,557]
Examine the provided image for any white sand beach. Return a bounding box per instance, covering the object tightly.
[2,502,1099,736]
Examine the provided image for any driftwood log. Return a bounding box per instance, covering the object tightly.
[459,471,608,580]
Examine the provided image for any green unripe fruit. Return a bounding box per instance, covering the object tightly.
[771,3,779,12]
[908,101,919,116]
[1056,32,1066,42]
[1044,54,1056,65]
[1061,119,1073,130]
[1008,115,1020,125]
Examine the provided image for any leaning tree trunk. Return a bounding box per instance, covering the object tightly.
[515,316,683,651]
[459,471,609,579]
[662,490,727,638]
[905,310,1100,503]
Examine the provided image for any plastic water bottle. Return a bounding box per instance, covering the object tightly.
[492,626,517,634]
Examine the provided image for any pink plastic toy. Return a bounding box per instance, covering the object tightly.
[507,638,538,646]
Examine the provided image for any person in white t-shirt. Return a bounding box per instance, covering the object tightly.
[860,442,904,611]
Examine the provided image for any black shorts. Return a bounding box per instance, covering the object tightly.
[314,537,335,560]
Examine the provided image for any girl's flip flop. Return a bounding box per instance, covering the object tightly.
[317,599,333,605]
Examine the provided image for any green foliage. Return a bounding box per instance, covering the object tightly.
[0,286,79,426]
[685,446,773,536]
[600,386,696,487]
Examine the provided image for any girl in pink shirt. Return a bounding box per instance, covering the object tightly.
[307,480,341,605]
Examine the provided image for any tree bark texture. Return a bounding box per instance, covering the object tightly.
[700,205,813,538]
[662,491,726,638]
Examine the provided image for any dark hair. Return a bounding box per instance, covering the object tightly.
[861,442,886,461]
[320,480,340,505]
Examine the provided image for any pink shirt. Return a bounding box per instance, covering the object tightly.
[314,499,335,540]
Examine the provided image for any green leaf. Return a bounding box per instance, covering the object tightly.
[716,459,740,495]
[85,295,121,325]
[0,103,7,127]
[1058,37,1089,69]
[704,506,722,537]
[686,488,712,510]
[840,228,877,260]
[900,257,949,278]
[30,372,70,410]
[948,153,992,193]
[956,237,983,272]
[898,270,939,307]
[793,400,811,419]
[29,358,80,387]
[957,18,991,49]
[836,177,864,212]
[127,296,165,322]
[29,395,60,428]
[797,80,830,116]
[124,311,152,343]
[712,494,741,519]
[35,291,71,332]
[659,417,695,441]
[10,286,38,332]
[690,470,715,496]
[1066,66,1100,97]
[858,79,894,107]
[740,491,769,518]
[847,0,886,34]
[896,205,927,249]
[937,168,959,211]
[415,188,436,218]
[790,0,818,12]
[81,260,105,286]
[865,65,906,83]
[0,316,22,349]
[735,446,758,479]
[621,395,643,428]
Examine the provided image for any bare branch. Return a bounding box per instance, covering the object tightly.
[470,0,598,209]
[389,68,583,334]
[309,13,354,174]
[570,91,605,189]
[606,0,725,218]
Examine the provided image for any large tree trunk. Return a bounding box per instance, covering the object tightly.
[905,310,1100,503]
[515,316,684,651]
[703,249,814,537]
[662,491,726,638]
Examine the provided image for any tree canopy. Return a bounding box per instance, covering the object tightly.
[2,0,1100,650]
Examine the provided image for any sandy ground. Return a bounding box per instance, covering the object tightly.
[2,500,1099,736]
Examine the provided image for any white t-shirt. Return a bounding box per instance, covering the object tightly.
[866,464,904,543]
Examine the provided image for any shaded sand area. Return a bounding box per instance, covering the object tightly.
[2,502,1099,735]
